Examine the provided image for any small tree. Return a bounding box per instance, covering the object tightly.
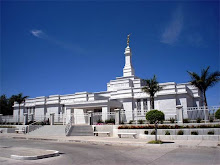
[215,108,220,120]
[146,110,165,141]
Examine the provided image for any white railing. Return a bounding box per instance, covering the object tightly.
[65,117,72,136]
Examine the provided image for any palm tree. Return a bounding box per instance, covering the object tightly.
[142,75,162,109]
[187,66,220,107]
[14,93,29,123]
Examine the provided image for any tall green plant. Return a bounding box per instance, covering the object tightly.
[14,93,29,122]
[187,66,220,106]
[142,75,162,109]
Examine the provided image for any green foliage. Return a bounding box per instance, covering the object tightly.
[118,124,220,129]
[169,118,175,123]
[97,119,104,123]
[183,118,189,123]
[105,118,115,124]
[138,120,144,124]
[151,130,155,135]
[148,140,163,144]
[165,130,170,135]
[144,130,148,135]
[215,109,220,119]
[0,125,16,128]
[191,131,198,135]
[146,110,165,124]
[187,66,220,106]
[196,118,202,123]
[209,117,214,123]
[142,75,162,109]
[0,93,28,116]
[177,130,184,135]
[207,130,214,135]
[129,120,133,124]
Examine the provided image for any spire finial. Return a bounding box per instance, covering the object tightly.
[127,34,131,47]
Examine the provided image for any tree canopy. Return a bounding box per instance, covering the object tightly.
[187,66,220,106]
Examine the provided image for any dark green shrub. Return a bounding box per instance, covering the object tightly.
[129,120,133,124]
[177,130,184,135]
[207,130,214,135]
[169,118,175,123]
[165,130,170,135]
[144,130,148,135]
[97,119,104,123]
[151,130,156,135]
[215,109,220,119]
[191,131,198,135]
[138,120,144,124]
[183,118,189,123]
[148,140,163,144]
[146,110,165,124]
[209,117,214,123]
[196,118,202,123]
[105,118,115,124]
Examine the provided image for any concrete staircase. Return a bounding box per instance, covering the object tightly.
[67,125,93,136]
[28,125,66,136]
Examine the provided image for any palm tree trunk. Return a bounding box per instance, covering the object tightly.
[18,104,20,123]
[150,96,155,109]
[155,122,157,141]
[203,92,208,107]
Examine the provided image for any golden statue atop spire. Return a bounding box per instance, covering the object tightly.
[127,34,131,47]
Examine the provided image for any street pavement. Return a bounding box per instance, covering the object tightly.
[0,137,220,165]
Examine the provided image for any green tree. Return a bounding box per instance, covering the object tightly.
[14,93,29,122]
[187,66,220,107]
[146,110,165,141]
[215,108,220,119]
[0,95,9,115]
[142,75,162,109]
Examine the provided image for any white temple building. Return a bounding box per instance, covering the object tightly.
[13,36,202,124]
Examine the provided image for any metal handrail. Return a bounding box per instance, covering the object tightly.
[65,117,72,136]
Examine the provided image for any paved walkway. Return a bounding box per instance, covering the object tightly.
[1,133,220,149]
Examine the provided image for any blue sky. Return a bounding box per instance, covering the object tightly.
[1,1,219,105]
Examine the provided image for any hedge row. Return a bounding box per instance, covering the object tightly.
[118,124,220,129]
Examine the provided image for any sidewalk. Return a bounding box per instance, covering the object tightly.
[1,133,220,149]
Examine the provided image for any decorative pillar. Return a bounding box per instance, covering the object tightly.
[176,105,183,123]
[23,113,28,125]
[50,113,55,125]
[102,106,110,122]
[114,109,121,125]
[30,113,34,122]
[88,111,93,125]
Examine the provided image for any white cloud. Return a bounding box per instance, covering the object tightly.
[160,6,184,45]
[30,29,85,54]
[30,29,46,38]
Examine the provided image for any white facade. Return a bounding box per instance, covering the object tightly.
[13,41,202,123]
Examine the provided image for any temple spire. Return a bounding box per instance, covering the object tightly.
[123,34,135,77]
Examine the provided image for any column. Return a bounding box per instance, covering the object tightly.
[66,108,73,125]
[114,109,121,125]
[88,111,93,125]
[23,113,28,125]
[102,106,110,122]
[50,113,55,125]
[176,105,183,123]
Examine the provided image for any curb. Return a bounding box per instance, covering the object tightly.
[7,136,220,149]
[11,150,59,160]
